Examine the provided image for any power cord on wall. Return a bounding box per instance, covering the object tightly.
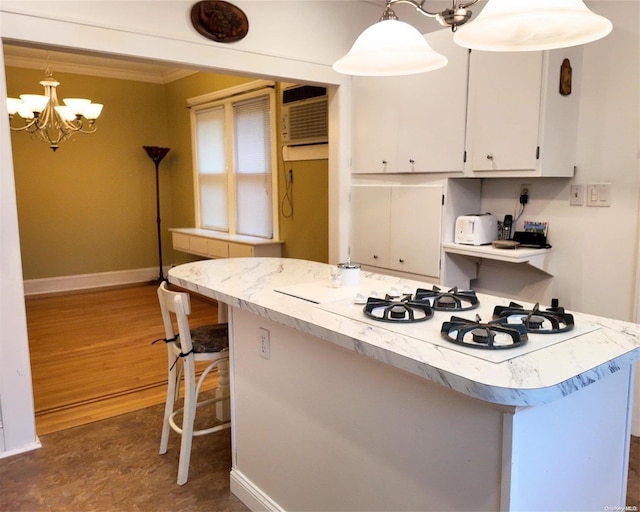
[281,167,294,218]
[514,187,529,223]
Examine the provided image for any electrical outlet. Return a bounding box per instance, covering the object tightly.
[519,184,530,205]
[259,327,271,359]
[570,184,584,206]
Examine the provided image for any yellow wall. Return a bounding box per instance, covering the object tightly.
[7,66,328,280]
[278,158,329,263]
[7,66,171,279]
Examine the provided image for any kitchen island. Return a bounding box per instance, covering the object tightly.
[169,257,640,512]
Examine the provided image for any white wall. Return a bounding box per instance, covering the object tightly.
[0,44,39,458]
[0,0,372,457]
[478,2,640,323]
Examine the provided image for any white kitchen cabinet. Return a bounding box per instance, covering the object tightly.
[351,30,468,174]
[350,186,392,268]
[170,228,282,259]
[351,185,442,278]
[464,46,582,177]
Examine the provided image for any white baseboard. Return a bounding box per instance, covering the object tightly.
[0,438,42,459]
[230,469,283,512]
[23,267,167,296]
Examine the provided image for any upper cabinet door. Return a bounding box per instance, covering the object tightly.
[396,30,469,174]
[464,46,582,177]
[466,50,543,172]
[351,29,469,174]
[351,78,399,174]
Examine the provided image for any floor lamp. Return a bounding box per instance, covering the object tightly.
[143,145,171,283]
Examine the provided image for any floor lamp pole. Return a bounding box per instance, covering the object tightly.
[143,146,171,284]
[153,159,163,282]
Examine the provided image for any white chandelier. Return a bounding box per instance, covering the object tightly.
[333,0,613,76]
[6,67,104,151]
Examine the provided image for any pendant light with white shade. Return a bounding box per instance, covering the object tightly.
[453,0,613,52]
[332,4,449,76]
[332,0,613,76]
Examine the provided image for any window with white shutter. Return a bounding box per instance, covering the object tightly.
[190,82,277,239]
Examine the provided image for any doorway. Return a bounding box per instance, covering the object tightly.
[6,44,328,434]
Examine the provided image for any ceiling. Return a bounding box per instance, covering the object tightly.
[2,43,197,84]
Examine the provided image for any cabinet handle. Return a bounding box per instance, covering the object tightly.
[486,153,494,160]
[373,255,378,259]
[399,258,405,263]
[409,159,415,164]
[382,160,387,164]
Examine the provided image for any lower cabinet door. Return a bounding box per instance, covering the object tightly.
[350,186,392,268]
[207,239,229,258]
[351,184,442,278]
[389,186,442,277]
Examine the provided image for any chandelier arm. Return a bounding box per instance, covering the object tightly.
[457,0,480,9]
[387,0,479,29]
[387,0,479,17]
[388,0,439,18]
[458,0,480,10]
[8,118,39,132]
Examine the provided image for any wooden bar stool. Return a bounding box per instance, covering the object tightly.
[156,281,231,485]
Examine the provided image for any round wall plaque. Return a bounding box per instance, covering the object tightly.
[190,1,249,43]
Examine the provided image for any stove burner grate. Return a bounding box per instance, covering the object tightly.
[441,315,528,350]
[414,286,479,311]
[364,297,434,323]
[492,300,574,334]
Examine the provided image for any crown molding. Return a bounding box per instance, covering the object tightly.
[3,50,196,84]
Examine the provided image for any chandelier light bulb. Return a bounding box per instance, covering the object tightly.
[19,94,49,113]
[54,105,77,122]
[83,103,104,120]
[6,97,22,116]
[17,103,35,119]
[63,98,91,116]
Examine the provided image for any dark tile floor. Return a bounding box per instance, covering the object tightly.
[628,435,640,510]
[1,403,638,512]
[0,403,249,512]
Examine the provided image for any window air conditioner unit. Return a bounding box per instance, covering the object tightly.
[281,86,328,146]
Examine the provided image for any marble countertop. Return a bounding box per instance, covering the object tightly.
[168,257,640,407]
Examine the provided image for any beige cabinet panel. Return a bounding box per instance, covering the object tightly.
[208,239,230,258]
[229,243,253,258]
[170,228,282,259]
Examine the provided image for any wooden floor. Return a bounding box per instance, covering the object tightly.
[25,283,221,435]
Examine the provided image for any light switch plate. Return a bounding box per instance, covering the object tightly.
[570,184,584,206]
[586,183,611,207]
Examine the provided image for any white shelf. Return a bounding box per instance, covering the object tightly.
[442,242,552,274]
